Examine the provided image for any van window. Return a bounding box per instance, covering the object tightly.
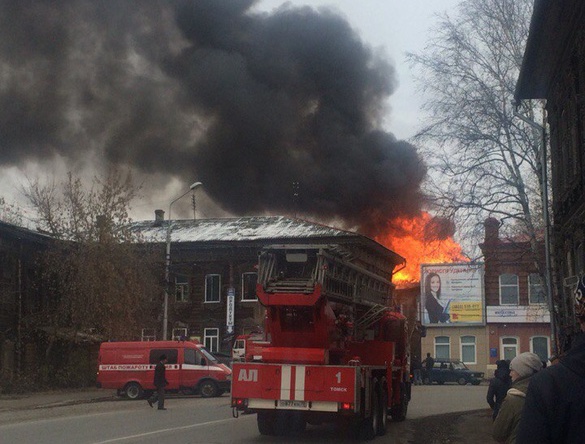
[184,348,197,365]
[149,349,178,364]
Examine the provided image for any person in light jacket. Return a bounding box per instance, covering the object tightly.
[492,352,542,443]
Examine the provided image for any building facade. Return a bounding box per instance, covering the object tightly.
[420,262,489,375]
[0,221,52,380]
[515,0,585,352]
[132,214,405,355]
[481,218,551,369]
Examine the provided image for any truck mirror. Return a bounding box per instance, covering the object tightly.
[201,358,207,366]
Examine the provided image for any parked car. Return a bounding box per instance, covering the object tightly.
[424,358,483,385]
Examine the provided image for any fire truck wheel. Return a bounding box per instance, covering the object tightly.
[199,380,219,398]
[257,411,277,436]
[376,380,388,436]
[124,382,144,400]
[390,383,409,422]
[357,380,379,440]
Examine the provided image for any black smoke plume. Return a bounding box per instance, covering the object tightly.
[0,0,426,236]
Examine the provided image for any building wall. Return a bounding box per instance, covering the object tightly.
[481,218,551,367]
[421,326,489,374]
[515,0,585,352]
[487,324,551,361]
[546,22,585,351]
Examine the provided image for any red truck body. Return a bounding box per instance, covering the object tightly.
[231,244,410,439]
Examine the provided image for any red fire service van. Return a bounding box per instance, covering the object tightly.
[96,340,231,399]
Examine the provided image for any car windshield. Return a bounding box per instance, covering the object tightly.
[451,361,468,370]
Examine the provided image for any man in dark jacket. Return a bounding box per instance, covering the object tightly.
[487,360,511,420]
[411,355,423,385]
[422,352,435,384]
[147,354,168,410]
[516,277,585,443]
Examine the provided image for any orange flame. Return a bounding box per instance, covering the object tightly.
[375,212,468,287]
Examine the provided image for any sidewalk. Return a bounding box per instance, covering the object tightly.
[0,388,117,412]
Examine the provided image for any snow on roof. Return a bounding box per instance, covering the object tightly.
[130,216,360,244]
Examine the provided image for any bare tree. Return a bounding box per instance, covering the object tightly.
[407,0,547,262]
[23,170,161,346]
[0,197,24,226]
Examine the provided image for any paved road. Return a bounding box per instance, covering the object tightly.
[0,384,493,443]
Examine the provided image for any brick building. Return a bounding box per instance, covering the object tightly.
[481,217,551,367]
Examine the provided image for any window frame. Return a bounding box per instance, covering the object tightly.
[434,336,450,359]
[205,274,221,303]
[175,275,190,303]
[204,327,220,352]
[530,336,550,362]
[499,273,519,305]
[500,336,519,361]
[241,272,258,302]
[528,273,547,305]
[460,335,476,365]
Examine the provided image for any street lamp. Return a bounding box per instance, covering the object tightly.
[514,109,556,355]
[163,181,202,340]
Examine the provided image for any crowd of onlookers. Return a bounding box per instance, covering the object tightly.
[487,282,585,444]
[411,283,585,444]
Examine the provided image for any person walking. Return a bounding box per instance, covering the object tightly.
[487,360,511,420]
[492,352,542,443]
[147,354,168,410]
[422,352,435,384]
[516,278,585,443]
[411,355,423,385]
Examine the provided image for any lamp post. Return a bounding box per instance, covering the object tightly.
[163,181,202,340]
[514,109,556,356]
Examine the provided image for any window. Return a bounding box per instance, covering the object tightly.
[204,328,219,352]
[460,336,476,364]
[435,336,450,359]
[184,348,207,366]
[241,272,258,301]
[499,274,519,305]
[175,275,189,302]
[529,273,547,304]
[205,274,221,303]
[501,337,518,361]
[149,348,178,365]
[531,336,549,362]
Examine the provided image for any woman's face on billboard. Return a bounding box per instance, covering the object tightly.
[430,275,441,293]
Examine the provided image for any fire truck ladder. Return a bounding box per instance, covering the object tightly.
[354,304,389,331]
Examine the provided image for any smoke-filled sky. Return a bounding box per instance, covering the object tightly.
[0,0,459,236]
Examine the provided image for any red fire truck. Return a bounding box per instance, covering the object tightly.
[231,244,410,439]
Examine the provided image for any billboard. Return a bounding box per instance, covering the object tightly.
[421,263,484,326]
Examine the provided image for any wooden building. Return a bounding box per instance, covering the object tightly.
[515,0,585,351]
[131,214,405,355]
[0,221,52,380]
